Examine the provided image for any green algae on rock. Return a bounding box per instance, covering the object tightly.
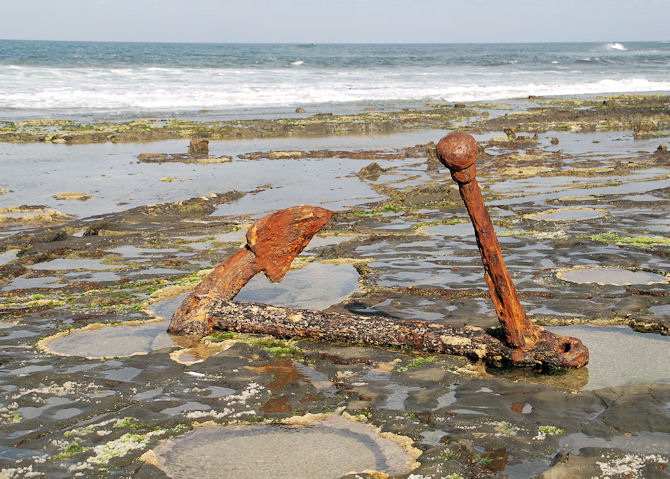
[0,107,468,144]
[588,233,670,248]
[470,94,670,134]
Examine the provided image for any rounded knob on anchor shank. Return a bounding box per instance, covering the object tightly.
[436,132,478,183]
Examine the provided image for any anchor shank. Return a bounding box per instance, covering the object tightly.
[436,131,541,349]
[458,179,538,348]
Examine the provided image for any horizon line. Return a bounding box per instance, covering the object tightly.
[1,38,666,46]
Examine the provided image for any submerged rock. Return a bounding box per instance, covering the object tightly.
[137,153,170,163]
[539,449,669,479]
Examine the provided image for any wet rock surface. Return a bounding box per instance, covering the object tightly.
[1,95,669,478]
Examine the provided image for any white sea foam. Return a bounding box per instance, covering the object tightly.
[607,42,627,51]
[1,62,668,113]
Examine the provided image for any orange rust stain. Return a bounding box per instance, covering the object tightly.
[249,360,305,391]
[482,448,510,472]
[259,397,292,413]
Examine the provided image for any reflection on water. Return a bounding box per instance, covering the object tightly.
[28,258,113,271]
[3,276,66,291]
[236,263,360,310]
[491,325,670,390]
[421,222,474,237]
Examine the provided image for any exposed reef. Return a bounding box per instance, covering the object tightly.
[1,94,669,478]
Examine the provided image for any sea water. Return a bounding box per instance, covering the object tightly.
[1,40,669,120]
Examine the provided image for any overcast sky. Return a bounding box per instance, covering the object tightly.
[1,0,668,44]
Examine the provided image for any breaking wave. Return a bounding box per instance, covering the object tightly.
[2,66,668,112]
[606,42,627,51]
[1,40,668,116]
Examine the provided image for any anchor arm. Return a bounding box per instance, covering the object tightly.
[168,205,333,335]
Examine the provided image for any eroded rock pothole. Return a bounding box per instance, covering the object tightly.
[557,267,668,286]
[144,414,419,479]
[524,207,607,221]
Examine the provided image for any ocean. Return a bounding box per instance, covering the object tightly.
[1,40,669,120]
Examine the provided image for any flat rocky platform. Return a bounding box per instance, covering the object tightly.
[0,95,669,479]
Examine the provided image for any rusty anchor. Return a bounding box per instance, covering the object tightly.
[168,205,333,335]
[437,132,588,367]
[169,134,588,369]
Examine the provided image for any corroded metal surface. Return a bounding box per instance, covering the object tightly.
[204,299,587,369]
[436,132,588,367]
[168,205,333,335]
[170,135,588,369]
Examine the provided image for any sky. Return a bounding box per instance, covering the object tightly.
[1,0,668,44]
